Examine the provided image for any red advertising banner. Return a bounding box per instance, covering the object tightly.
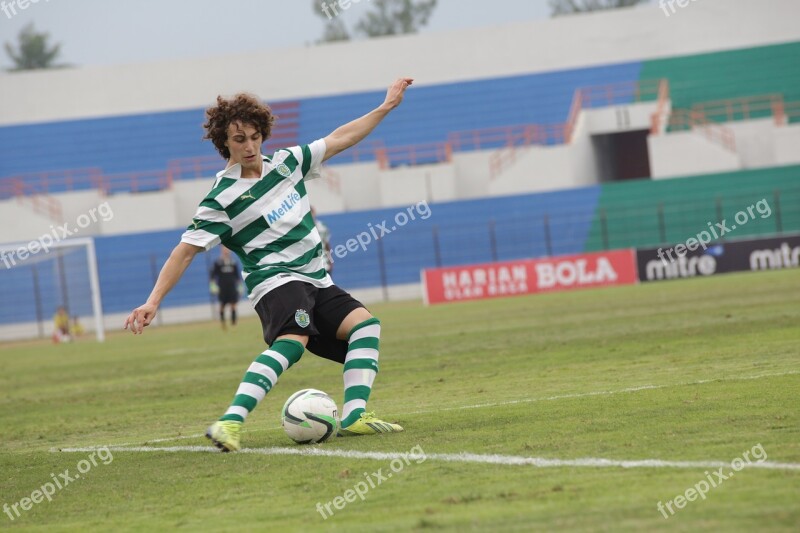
[422,249,638,305]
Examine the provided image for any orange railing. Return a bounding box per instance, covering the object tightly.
[649,79,672,134]
[166,156,222,181]
[656,94,795,135]
[0,178,63,221]
[93,169,173,195]
[570,79,669,141]
[783,101,800,123]
[564,89,583,143]
[489,79,669,180]
[488,124,567,180]
[578,79,664,108]
[375,142,453,169]
[448,124,549,152]
[489,148,517,182]
[335,140,385,164]
[662,94,800,152]
[0,167,104,197]
[667,110,737,152]
[687,94,786,126]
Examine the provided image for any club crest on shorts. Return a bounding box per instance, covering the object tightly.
[276,163,292,178]
[295,309,310,328]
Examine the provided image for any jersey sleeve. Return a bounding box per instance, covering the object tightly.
[282,139,326,181]
[292,139,326,181]
[181,203,233,251]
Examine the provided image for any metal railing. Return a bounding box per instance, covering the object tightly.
[0,178,64,221]
[666,109,737,153]
[375,142,453,169]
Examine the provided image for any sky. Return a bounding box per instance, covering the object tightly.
[0,0,557,70]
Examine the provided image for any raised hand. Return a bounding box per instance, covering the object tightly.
[382,77,414,111]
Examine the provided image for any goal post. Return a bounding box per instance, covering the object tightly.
[0,237,105,342]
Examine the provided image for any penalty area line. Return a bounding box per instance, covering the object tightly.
[53,445,800,471]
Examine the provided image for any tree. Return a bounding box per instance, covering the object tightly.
[313,0,437,43]
[4,23,64,71]
[354,0,437,38]
[549,0,647,16]
[312,1,351,43]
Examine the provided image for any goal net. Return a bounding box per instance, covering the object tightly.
[0,237,105,342]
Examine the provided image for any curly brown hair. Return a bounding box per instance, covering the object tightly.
[203,93,275,159]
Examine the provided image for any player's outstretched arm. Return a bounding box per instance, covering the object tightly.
[124,242,203,335]
[322,77,413,162]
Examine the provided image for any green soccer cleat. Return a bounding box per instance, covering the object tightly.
[205,420,242,452]
[338,412,404,437]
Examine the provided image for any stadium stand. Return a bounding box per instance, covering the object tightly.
[2,41,799,195]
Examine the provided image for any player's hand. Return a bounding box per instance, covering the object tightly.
[382,78,414,111]
[209,281,219,295]
[124,303,158,335]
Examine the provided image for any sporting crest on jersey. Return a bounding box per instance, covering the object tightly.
[276,163,292,178]
[295,309,310,328]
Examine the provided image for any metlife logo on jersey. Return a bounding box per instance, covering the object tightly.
[637,234,800,282]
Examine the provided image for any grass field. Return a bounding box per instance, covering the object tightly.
[1,269,799,531]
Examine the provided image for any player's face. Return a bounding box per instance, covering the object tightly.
[225,121,263,177]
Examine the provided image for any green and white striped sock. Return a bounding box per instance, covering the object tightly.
[219,339,305,423]
[341,318,381,428]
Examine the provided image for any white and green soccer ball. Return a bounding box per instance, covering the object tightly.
[281,389,339,444]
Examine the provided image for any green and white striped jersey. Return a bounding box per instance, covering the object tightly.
[181,139,331,304]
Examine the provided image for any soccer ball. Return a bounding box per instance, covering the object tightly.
[281,389,339,444]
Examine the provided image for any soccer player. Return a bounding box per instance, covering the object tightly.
[124,78,413,452]
[209,246,242,329]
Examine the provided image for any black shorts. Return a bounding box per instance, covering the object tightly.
[218,288,238,305]
[254,281,365,364]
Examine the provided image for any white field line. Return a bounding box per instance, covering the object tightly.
[53,445,800,471]
[55,369,799,449]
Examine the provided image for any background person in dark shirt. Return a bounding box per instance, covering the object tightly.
[209,247,242,330]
